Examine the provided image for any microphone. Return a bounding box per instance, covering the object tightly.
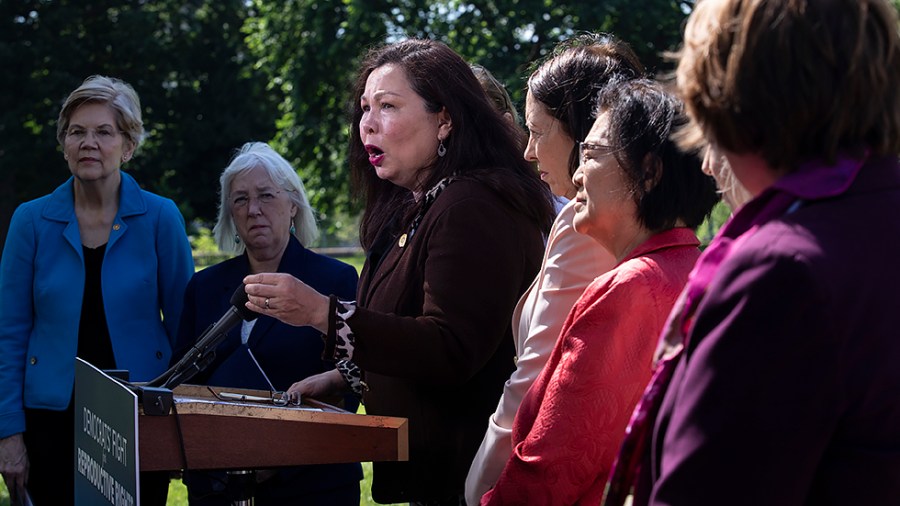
[147,285,258,389]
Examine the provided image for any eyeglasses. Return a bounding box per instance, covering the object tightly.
[65,127,121,143]
[207,386,301,407]
[205,347,302,407]
[230,190,283,210]
[577,141,617,167]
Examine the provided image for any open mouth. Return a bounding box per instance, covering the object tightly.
[365,145,385,166]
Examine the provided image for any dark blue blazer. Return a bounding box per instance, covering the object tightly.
[173,236,362,501]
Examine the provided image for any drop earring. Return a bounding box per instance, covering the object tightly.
[234,234,241,244]
[437,140,447,157]
[290,223,296,235]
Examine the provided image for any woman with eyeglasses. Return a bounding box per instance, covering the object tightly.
[0,75,194,505]
[170,141,361,505]
[465,33,644,505]
[481,78,718,505]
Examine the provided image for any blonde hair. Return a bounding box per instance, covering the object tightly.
[56,75,145,152]
[213,142,319,254]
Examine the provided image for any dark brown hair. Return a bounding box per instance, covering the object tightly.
[528,33,645,178]
[349,39,554,248]
[596,78,719,231]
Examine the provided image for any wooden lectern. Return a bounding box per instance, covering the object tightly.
[139,384,408,472]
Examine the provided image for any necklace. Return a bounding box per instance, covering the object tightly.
[398,176,455,248]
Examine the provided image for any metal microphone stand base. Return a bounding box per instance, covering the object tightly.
[227,469,256,506]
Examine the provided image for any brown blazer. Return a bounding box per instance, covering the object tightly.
[347,179,544,503]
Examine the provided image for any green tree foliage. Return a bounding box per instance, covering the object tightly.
[1,0,697,251]
[243,0,392,241]
[5,1,900,251]
[392,0,693,99]
[0,0,277,248]
[244,0,694,239]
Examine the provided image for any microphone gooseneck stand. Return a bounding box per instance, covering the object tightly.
[118,286,263,505]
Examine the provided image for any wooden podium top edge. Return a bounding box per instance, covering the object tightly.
[147,384,408,430]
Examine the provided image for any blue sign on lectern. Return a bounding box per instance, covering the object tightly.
[74,358,140,506]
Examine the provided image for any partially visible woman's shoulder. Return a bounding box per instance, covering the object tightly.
[584,256,673,299]
[186,255,242,289]
[118,172,179,217]
[12,180,73,220]
[138,187,180,213]
[4,192,69,241]
[12,194,53,217]
[584,243,698,308]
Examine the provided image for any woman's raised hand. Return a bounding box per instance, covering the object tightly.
[243,272,331,333]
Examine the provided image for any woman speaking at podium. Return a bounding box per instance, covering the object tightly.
[242,40,554,505]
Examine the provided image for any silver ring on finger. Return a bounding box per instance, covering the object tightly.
[265,297,270,310]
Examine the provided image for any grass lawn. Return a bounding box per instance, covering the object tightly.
[1,468,392,505]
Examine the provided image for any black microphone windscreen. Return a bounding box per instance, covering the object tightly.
[230,285,258,321]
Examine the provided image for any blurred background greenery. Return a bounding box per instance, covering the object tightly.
[1,0,702,255]
[5,1,898,504]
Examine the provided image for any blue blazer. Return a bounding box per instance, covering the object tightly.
[172,236,362,497]
[0,172,194,438]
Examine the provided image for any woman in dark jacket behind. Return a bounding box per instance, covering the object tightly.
[172,142,361,505]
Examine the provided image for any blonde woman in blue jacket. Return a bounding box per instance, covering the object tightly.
[0,75,194,505]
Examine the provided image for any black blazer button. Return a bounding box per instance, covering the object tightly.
[156,351,163,359]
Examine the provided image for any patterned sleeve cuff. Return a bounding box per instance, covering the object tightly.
[336,359,368,399]
[326,295,357,361]
[325,296,365,398]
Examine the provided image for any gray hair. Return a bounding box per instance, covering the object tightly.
[56,75,145,152]
[213,142,319,254]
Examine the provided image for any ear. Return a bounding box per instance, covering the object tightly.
[437,107,453,140]
[701,146,715,176]
[122,140,136,163]
[290,203,298,218]
[642,153,663,192]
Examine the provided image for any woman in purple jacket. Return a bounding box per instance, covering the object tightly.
[604,1,900,505]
